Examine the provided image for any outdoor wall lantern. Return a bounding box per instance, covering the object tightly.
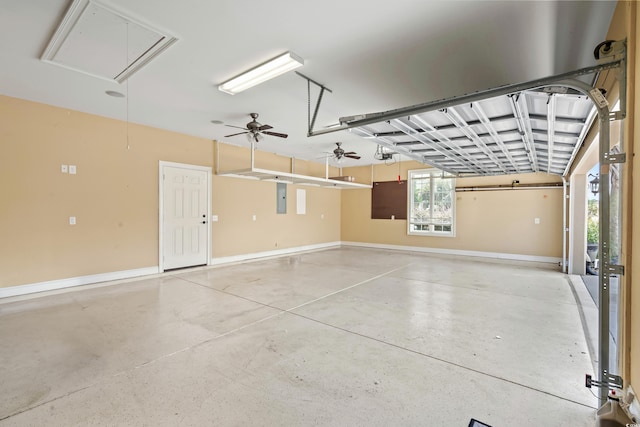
[588,173,600,196]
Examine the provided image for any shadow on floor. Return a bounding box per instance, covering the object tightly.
[580,274,619,373]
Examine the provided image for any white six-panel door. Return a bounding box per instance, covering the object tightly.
[161,163,210,271]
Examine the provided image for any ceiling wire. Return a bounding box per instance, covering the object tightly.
[126,21,130,150]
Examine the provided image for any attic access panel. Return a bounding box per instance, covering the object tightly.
[42,0,177,83]
[350,90,596,177]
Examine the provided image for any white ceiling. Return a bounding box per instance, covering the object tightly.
[0,0,616,168]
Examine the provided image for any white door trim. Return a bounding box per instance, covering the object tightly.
[159,161,212,272]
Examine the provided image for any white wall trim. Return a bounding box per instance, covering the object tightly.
[1,240,560,300]
[341,241,562,264]
[0,267,159,299]
[210,241,341,266]
[568,173,588,275]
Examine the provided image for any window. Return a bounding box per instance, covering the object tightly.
[408,169,455,236]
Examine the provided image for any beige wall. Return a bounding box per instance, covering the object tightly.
[212,176,340,256]
[211,142,341,257]
[0,96,340,288]
[0,95,212,286]
[341,162,564,258]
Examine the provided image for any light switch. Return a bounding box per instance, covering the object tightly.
[69,165,77,175]
[210,215,219,222]
[534,218,540,225]
[61,165,68,173]
[252,214,257,221]
[69,216,76,225]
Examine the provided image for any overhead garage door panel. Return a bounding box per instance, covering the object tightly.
[351,90,596,177]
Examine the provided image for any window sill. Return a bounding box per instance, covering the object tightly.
[407,231,456,238]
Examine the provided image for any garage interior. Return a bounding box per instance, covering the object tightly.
[0,1,639,426]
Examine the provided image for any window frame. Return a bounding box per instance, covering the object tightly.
[407,168,456,237]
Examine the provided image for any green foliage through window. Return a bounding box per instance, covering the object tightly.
[408,169,455,236]
[587,198,598,244]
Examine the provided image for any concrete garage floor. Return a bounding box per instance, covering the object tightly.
[0,247,597,426]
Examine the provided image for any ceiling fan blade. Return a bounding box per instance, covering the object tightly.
[225,124,248,130]
[345,154,361,159]
[344,151,358,155]
[224,131,249,137]
[258,124,273,131]
[262,131,288,138]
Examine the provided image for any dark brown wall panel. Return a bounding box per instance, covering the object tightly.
[371,180,407,219]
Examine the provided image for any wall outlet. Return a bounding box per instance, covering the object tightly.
[252,214,257,221]
[534,218,540,225]
[69,216,76,225]
[69,165,77,175]
[61,165,68,173]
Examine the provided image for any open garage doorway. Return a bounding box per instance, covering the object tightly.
[569,97,625,394]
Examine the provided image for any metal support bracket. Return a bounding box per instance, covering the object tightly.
[296,72,333,136]
[609,111,625,121]
[589,88,609,108]
[585,373,623,390]
[603,151,627,164]
[594,40,626,62]
[608,264,625,275]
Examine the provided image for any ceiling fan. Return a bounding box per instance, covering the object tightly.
[332,142,360,160]
[224,113,288,142]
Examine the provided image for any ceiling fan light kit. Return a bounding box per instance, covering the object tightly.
[247,132,263,142]
[218,52,304,95]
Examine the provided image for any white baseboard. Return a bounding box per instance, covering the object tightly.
[0,240,557,300]
[341,241,562,264]
[0,267,159,299]
[210,241,341,266]
[0,243,341,300]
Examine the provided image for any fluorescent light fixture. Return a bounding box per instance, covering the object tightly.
[218,52,304,95]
